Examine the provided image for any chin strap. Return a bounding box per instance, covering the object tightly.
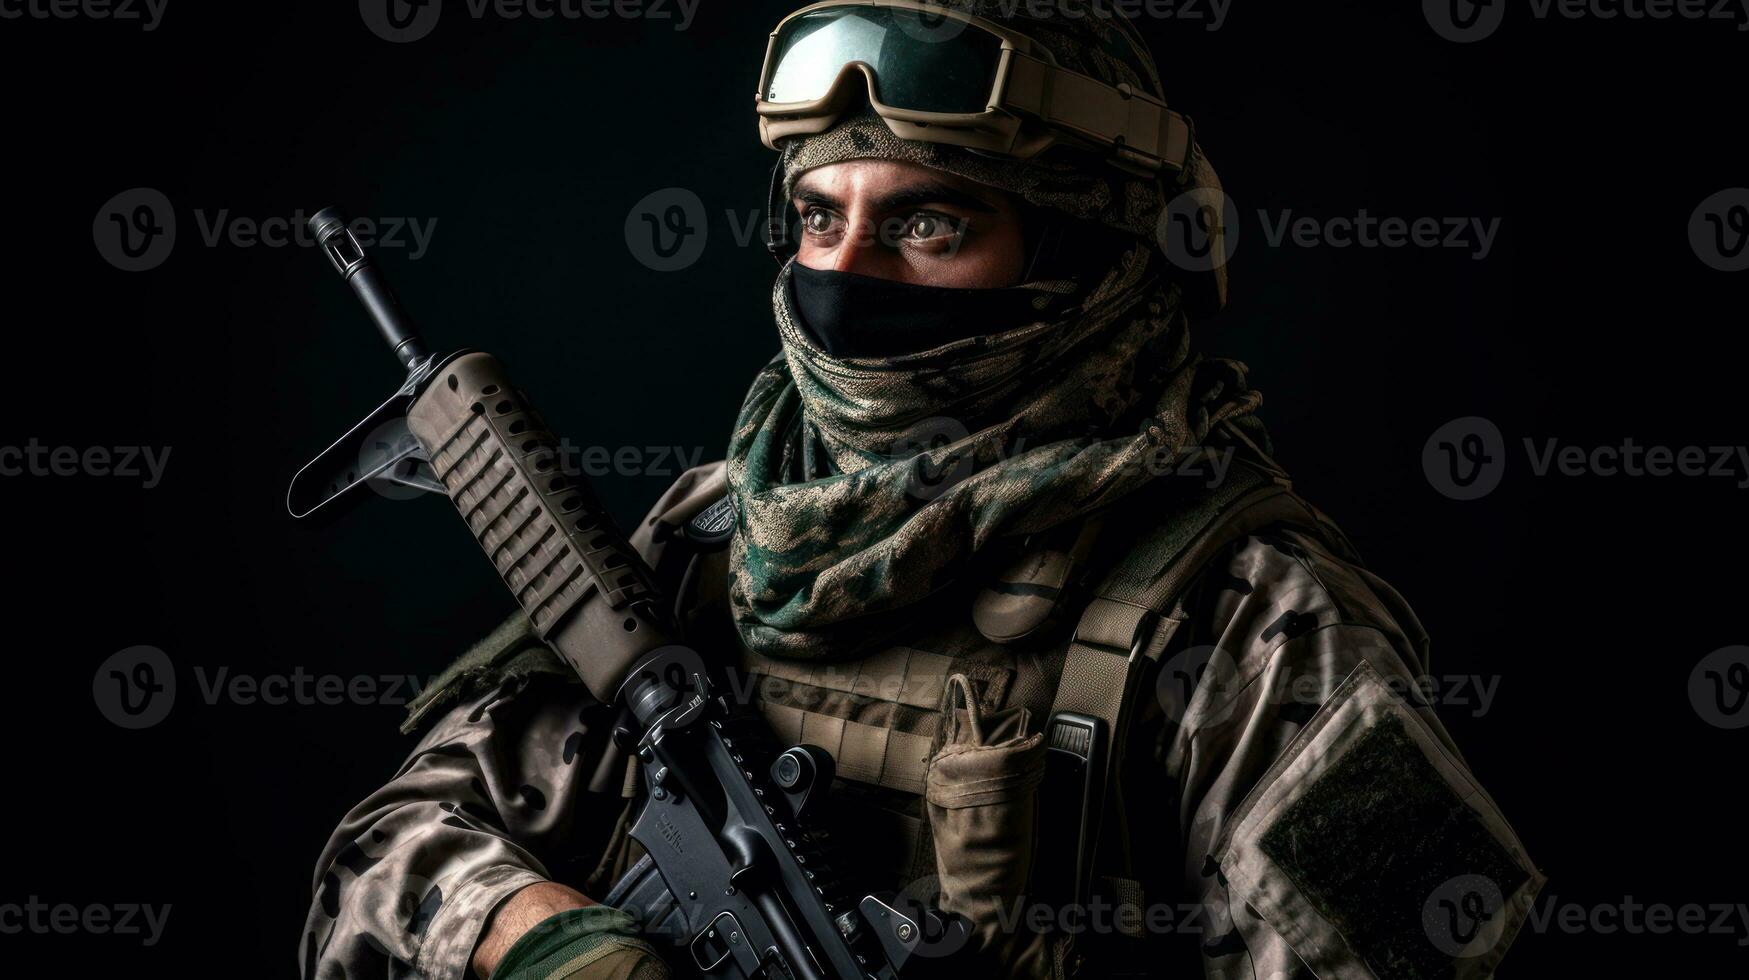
[766,158,794,264]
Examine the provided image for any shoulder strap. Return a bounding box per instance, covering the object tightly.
[1046,431,1350,927]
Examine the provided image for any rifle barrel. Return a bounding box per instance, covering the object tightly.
[308,206,430,370]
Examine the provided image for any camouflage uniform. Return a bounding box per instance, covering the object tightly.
[302,457,1541,979]
[301,4,1540,978]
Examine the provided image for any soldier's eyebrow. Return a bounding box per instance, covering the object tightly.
[793,179,1002,215]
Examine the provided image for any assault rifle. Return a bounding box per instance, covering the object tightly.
[286,208,967,979]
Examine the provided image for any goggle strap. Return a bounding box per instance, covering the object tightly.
[1006,54,1194,175]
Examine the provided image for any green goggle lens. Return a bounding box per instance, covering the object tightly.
[765,8,1004,114]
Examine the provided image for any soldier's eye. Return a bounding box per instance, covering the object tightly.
[802,209,838,236]
[908,215,948,239]
[903,213,964,247]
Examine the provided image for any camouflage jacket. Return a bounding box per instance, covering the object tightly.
[301,463,1541,980]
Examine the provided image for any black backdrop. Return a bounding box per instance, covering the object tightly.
[5,0,1745,973]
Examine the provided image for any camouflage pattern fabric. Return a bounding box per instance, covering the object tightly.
[298,6,1542,977]
[726,246,1264,660]
[729,0,1241,661]
[300,471,1540,980]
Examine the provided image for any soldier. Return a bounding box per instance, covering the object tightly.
[302,3,1541,978]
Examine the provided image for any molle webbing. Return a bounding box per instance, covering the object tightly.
[738,643,1016,795]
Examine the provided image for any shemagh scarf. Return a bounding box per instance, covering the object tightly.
[726,91,1259,662]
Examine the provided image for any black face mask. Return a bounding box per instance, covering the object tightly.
[790,264,1072,359]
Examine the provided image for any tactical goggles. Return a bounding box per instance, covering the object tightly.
[756,0,1194,177]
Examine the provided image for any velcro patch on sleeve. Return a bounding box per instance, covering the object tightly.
[1257,713,1530,979]
[1213,660,1542,979]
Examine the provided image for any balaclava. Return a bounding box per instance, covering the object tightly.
[726,0,1261,661]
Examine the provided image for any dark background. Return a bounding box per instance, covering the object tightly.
[5,0,1743,973]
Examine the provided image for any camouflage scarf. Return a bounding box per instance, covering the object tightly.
[725,244,1263,660]
[727,0,1250,660]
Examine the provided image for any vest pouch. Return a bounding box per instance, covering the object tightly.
[925,674,1049,972]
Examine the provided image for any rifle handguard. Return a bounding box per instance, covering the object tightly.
[406,352,675,703]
